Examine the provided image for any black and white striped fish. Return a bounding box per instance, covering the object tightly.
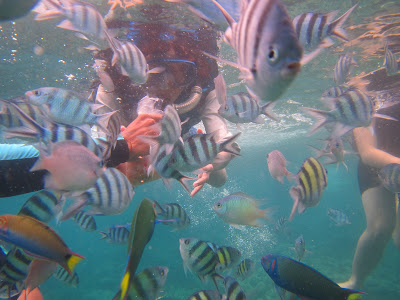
[187,290,222,300]
[98,225,130,244]
[0,98,44,128]
[288,157,328,221]
[72,211,97,232]
[24,87,114,131]
[35,0,116,52]
[235,259,255,281]
[0,279,24,299]
[219,92,276,125]
[169,132,241,173]
[3,103,104,158]
[153,200,190,231]
[303,89,379,138]
[333,53,358,85]
[215,246,242,273]
[273,216,288,234]
[126,266,169,300]
[18,190,61,223]
[293,4,357,51]
[179,238,222,289]
[384,40,398,75]
[210,0,303,102]
[322,85,347,98]
[151,144,194,193]
[113,38,149,85]
[224,276,246,300]
[61,167,134,220]
[53,267,79,287]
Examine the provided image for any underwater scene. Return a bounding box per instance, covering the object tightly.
[0,0,400,299]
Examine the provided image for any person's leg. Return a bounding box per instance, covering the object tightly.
[340,186,396,289]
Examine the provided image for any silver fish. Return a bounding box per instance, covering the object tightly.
[334,53,358,85]
[210,0,302,102]
[327,208,351,226]
[294,235,305,261]
[24,87,114,131]
[235,259,255,281]
[53,267,79,287]
[18,190,60,223]
[273,216,288,234]
[98,225,130,244]
[128,266,169,300]
[153,200,190,231]
[224,276,246,300]
[384,40,398,75]
[289,157,327,221]
[72,211,97,232]
[220,92,275,124]
[61,167,134,220]
[215,246,242,273]
[293,4,357,51]
[169,132,241,173]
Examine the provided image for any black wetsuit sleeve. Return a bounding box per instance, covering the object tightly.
[0,139,130,198]
[0,157,46,197]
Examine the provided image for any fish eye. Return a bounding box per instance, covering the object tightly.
[216,203,222,208]
[34,90,40,96]
[160,270,164,276]
[267,46,278,64]
[184,239,189,245]
[336,142,340,147]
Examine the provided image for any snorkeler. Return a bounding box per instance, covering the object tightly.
[0,2,238,198]
[340,68,400,290]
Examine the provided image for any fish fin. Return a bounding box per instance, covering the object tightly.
[342,288,367,299]
[178,175,195,194]
[148,66,165,74]
[298,202,306,214]
[97,231,108,240]
[64,252,84,276]
[330,123,354,139]
[260,101,278,121]
[185,5,215,25]
[301,40,331,65]
[57,19,80,32]
[373,113,398,122]
[210,0,236,27]
[289,187,300,221]
[328,4,358,41]
[95,110,118,135]
[277,176,284,184]
[219,132,241,156]
[342,161,349,172]
[301,107,333,136]
[61,196,88,221]
[34,9,62,21]
[119,270,131,300]
[152,200,165,216]
[202,51,252,78]
[29,153,45,172]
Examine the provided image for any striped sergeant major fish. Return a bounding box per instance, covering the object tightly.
[72,211,97,232]
[3,102,104,158]
[0,190,60,297]
[153,200,190,231]
[169,132,241,173]
[322,85,348,98]
[224,276,246,300]
[378,163,400,193]
[215,246,242,273]
[292,4,358,51]
[53,267,79,287]
[61,167,134,220]
[187,290,222,300]
[384,40,398,75]
[304,88,398,139]
[273,216,288,234]
[0,98,45,128]
[151,144,194,194]
[179,238,222,292]
[219,92,276,125]
[24,87,115,133]
[327,208,351,226]
[112,266,168,300]
[288,157,328,221]
[98,225,130,244]
[235,259,255,281]
[333,53,358,85]
[208,0,303,102]
[34,0,117,54]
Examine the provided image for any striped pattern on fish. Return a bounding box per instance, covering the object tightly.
[289,157,327,221]
[211,0,302,102]
[61,167,134,220]
[0,100,44,129]
[169,132,241,172]
[384,40,398,75]
[322,85,347,98]
[187,289,222,300]
[18,190,60,224]
[72,211,97,232]
[235,259,255,281]
[153,200,190,230]
[334,53,357,85]
[224,276,246,300]
[53,267,79,286]
[293,4,357,51]
[98,225,130,244]
[128,266,169,300]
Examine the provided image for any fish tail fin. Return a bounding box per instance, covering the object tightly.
[219,132,241,156]
[98,231,108,240]
[328,4,358,41]
[64,253,84,276]
[95,110,118,136]
[260,101,278,121]
[152,200,165,216]
[289,187,300,221]
[178,175,194,194]
[301,107,332,136]
[342,288,367,300]
[119,270,131,300]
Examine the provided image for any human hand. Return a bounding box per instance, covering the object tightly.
[121,113,163,161]
[190,164,214,197]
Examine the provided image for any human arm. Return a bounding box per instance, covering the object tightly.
[353,127,400,168]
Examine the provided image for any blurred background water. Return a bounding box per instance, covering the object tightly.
[1,0,400,299]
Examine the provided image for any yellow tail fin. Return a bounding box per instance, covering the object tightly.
[66,254,84,275]
[347,293,364,300]
[120,271,130,300]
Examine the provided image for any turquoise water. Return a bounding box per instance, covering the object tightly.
[1,0,400,299]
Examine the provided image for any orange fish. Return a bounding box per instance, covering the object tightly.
[0,215,84,275]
